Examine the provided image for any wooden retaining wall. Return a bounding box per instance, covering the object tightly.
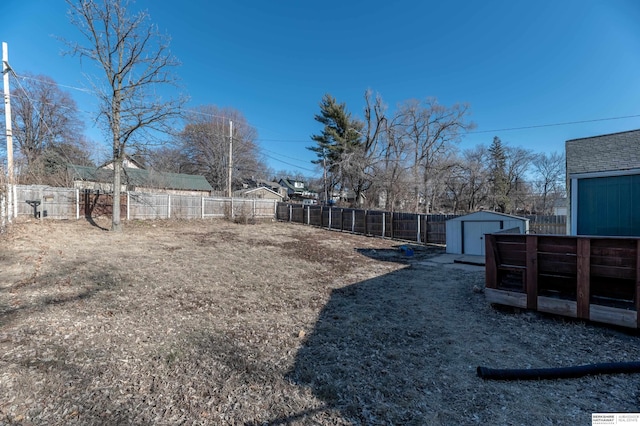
[485,234,640,329]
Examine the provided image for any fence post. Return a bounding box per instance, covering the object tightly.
[526,235,538,310]
[382,212,386,237]
[306,206,310,225]
[328,207,332,230]
[13,185,17,219]
[424,215,429,244]
[126,191,130,221]
[289,204,292,222]
[0,192,5,228]
[167,195,171,219]
[352,210,355,233]
[75,188,80,220]
[576,238,591,320]
[202,197,205,219]
[364,210,368,235]
[417,214,421,243]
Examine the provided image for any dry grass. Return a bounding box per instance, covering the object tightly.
[1,218,640,425]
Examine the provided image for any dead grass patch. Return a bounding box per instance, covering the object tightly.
[0,219,639,424]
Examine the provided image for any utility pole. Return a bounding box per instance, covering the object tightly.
[227,120,233,198]
[2,42,14,223]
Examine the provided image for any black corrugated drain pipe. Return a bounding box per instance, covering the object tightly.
[477,361,640,380]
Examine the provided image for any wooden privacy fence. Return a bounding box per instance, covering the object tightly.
[15,185,79,219]
[485,233,640,329]
[523,214,566,235]
[11,185,278,221]
[277,203,455,244]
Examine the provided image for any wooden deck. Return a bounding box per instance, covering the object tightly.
[485,234,640,329]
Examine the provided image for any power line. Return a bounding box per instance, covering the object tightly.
[467,114,640,134]
[260,152,317,172]
[15,71,640,137]
[9,70,87,177]
[15,74,94,94]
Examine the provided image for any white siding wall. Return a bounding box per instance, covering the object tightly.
[446,212,529,254]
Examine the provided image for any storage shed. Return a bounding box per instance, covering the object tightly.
[445,211,529,255]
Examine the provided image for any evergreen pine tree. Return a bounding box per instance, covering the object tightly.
[488,136,509,212]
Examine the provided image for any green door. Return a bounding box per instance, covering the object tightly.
[577,174,640,236]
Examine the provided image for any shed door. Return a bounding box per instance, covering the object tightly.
[463,221,503,256]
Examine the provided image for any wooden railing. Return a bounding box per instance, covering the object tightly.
[485,234,640,329]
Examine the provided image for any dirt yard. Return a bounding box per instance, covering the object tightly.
[1,219,640,425]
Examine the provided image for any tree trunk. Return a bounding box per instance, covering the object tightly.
[112,154,122,232]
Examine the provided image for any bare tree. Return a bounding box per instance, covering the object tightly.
[461,146,490,212]
[342,89,387,207]
[177,106,265,191]
[65,0,186,231]
[6,73,91,184]
[146,146,188,174]
[372,117,409,210]
[531,151,565,214]
[396,98,475,213]
[504,146,534,214]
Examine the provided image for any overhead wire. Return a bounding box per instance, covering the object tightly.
[8,69,89,180]
[13,72,640,137]
[10,72,640,175]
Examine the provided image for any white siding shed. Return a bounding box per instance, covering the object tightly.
[445,211,529,256]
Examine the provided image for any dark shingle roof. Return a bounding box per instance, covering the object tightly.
[566,129,640,175]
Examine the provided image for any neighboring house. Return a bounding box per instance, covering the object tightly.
[278,178,317,201]
[233,186,284,201]
[241,179,287,199]
[566,129,640,236]
[552,197,567,216]
[68,164,214,196]
[100,154,145,170]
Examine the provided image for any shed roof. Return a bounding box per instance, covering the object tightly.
[69,165,214,192]
[446,211,529,222]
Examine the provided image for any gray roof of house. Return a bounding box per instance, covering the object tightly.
[566,129,640,175]
[69,165,214,192]
[279,178,310,193]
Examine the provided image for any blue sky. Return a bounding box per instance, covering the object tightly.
[2,0,640,178]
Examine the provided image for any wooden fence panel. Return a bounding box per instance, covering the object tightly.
[253,200,278,218]
[354,210,367,234]
[526,215,567,235]
[15,185,78,219]
[170,195,202,219]
[392,212,419,242]
[203,197,230,218]
[425,214,452,244]
[366,211,385,237]
[129,193,169,219]
[233,199,254,219]
[81,191,127,219]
